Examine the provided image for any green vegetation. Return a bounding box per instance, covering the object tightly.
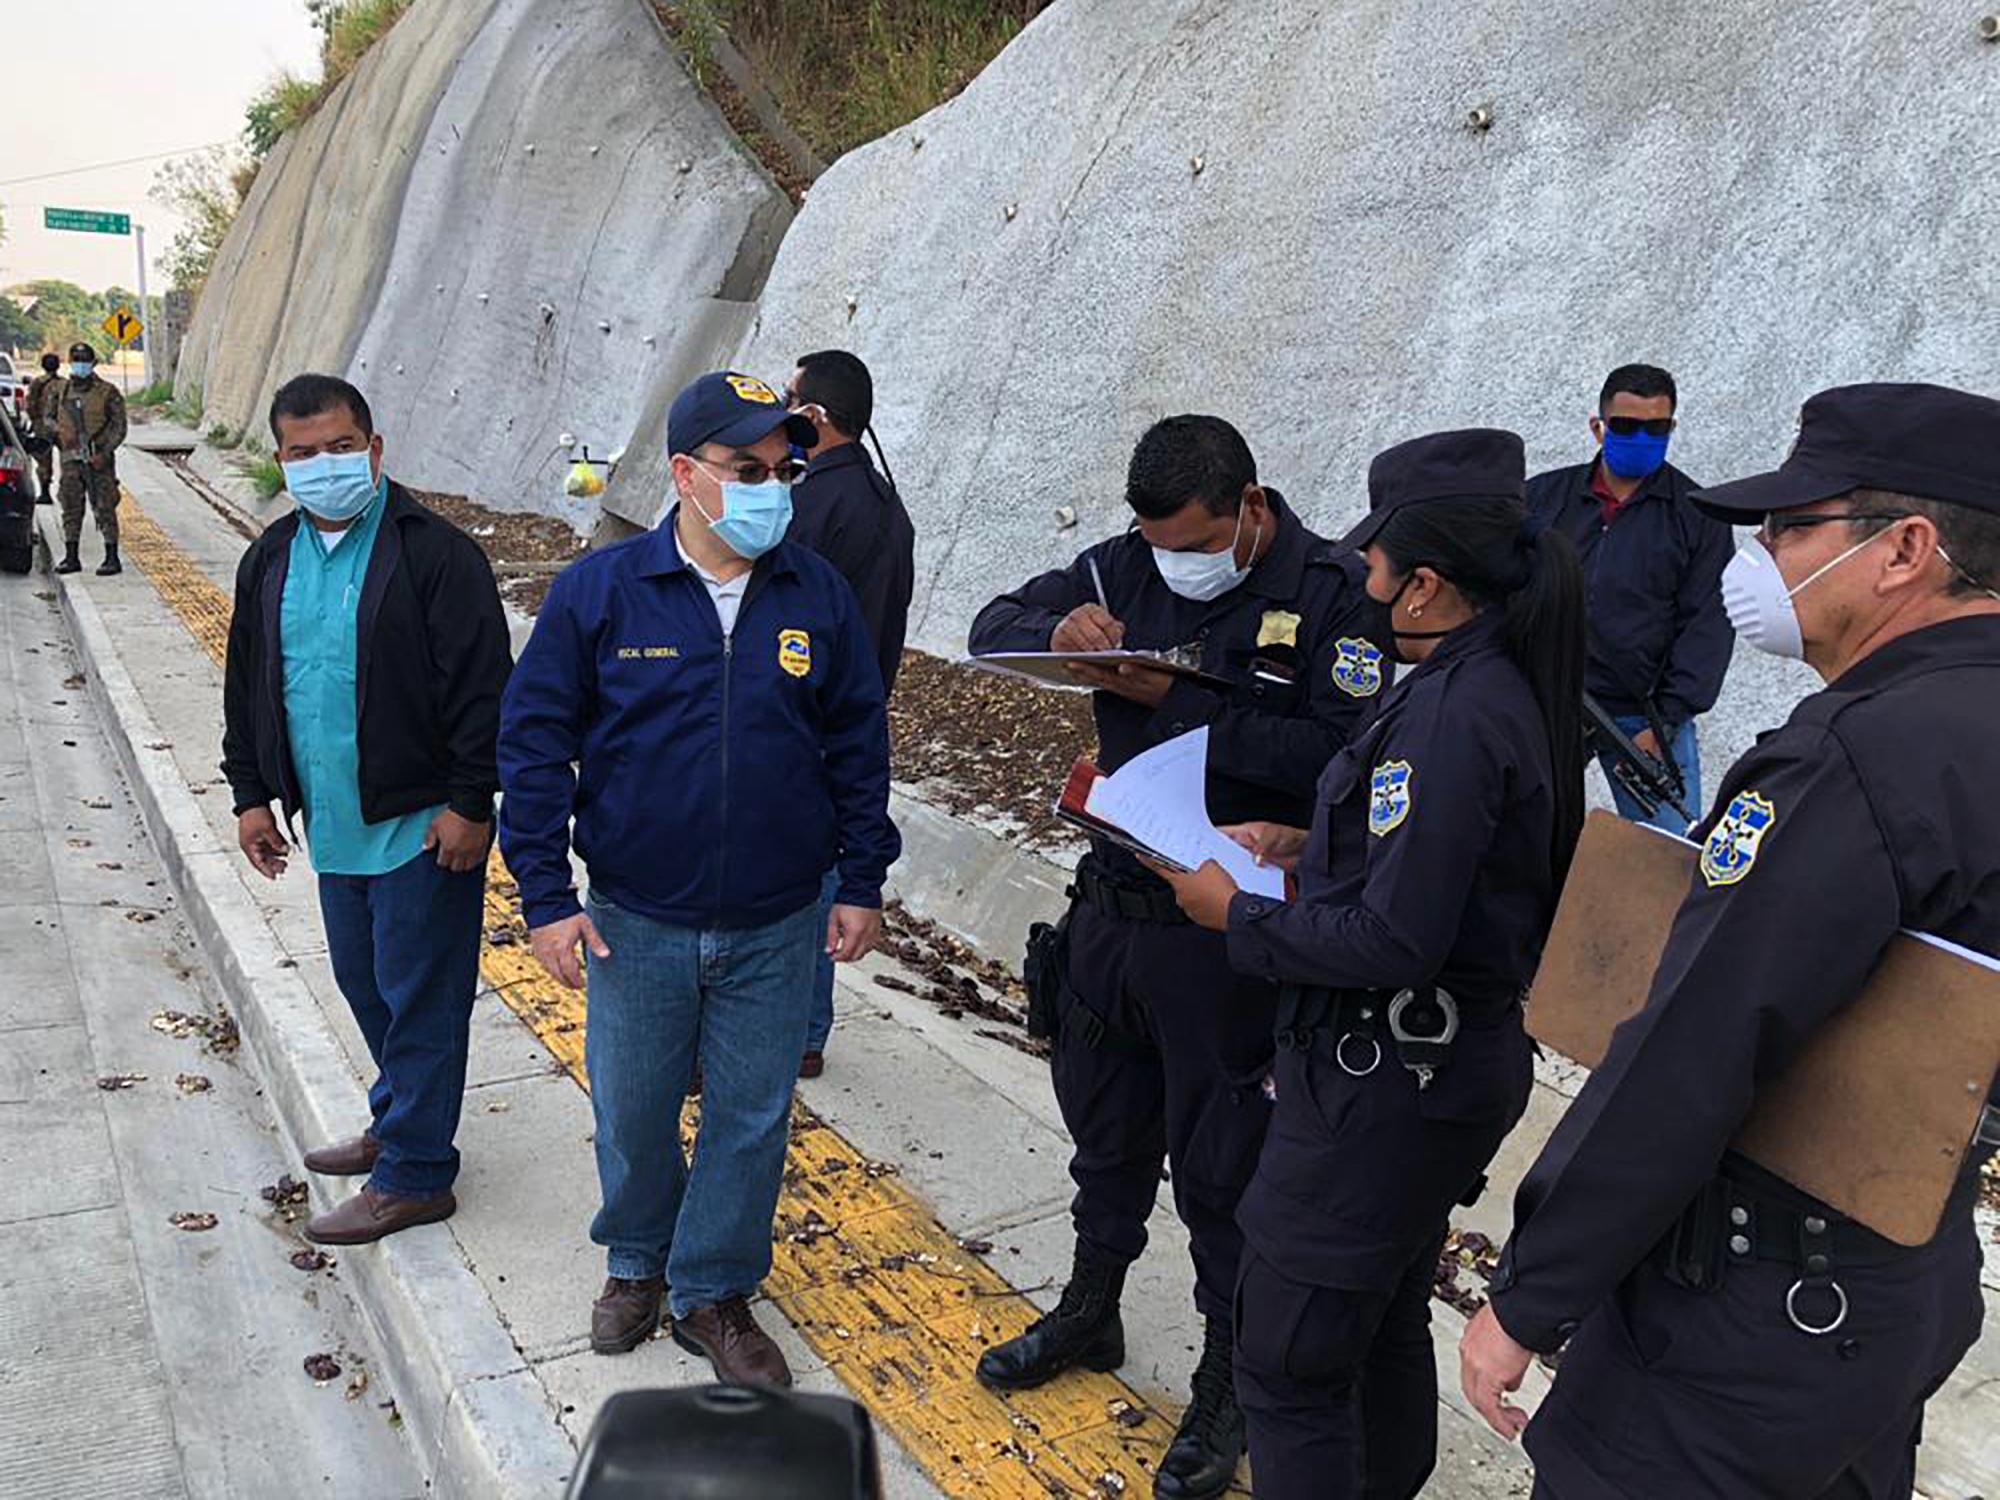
[133,381,177,406]
[666,0,1053,165]
[207,423,241,450]
[244,1,411,160]
[151,146,250,298]
[242,455,286,499]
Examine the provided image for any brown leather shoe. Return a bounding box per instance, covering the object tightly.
[797,1050,825,1079]
[673,1297,792,1388]
[302,1133,379,1176]
[591,1276,665,1355]
[302,1185,455,1245]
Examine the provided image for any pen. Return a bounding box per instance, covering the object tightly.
[1088,556,1109,612]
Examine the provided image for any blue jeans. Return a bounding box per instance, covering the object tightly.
[803,868,839,1054]
[318,848,486,1196]
[584,892,820,1315]
[1600,714,1702,834]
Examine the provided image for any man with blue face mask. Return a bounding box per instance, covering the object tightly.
[499,371,898,1387]
[968,416,1392,1500]
[222,374,513,1245]
[1526,364,1735,830]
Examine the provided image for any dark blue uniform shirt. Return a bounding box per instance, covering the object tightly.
[786,443,915,694]
[967,492,1392,880]
[498,521,899,931]
[1526,459,1735,726]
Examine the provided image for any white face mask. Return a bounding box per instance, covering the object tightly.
[1152,508,1259,602]
[1720,529,1887,660]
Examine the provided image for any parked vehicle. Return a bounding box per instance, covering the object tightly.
[0,403,34,574]
[0,354,27,423]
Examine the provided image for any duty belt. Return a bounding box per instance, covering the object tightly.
[1276,985,1474,1091]
[1072,862,1188,926]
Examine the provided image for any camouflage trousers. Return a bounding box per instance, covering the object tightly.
[31,440,53,499]
[58,458,119,547]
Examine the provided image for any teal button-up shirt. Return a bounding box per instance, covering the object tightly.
[280,481,441,875]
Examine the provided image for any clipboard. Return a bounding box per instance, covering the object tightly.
[966,649,1235,694]
[1527,811,2000,1246]
[1053,759,1195,871]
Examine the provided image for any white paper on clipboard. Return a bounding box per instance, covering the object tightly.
[1085,729,1285,900]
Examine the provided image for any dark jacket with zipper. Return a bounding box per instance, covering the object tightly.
[496,516,899,932]
[221,481,513,830]
[786,442,916,694]
[1526,458,1735,727]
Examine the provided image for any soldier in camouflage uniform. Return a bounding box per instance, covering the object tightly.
[24,353,63,500]
[54,342,127,576]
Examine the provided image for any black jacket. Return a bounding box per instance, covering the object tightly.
[222,482,513,828]
[1525,459,1735,726]
[785,443,915,693]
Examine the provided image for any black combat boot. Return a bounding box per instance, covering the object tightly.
[1154,1316,1246,1499]
[975,1242,1127,1391]
[95,543,121,577]
[55,544,81,575]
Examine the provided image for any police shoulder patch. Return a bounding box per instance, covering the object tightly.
[1333,637,1385,698]
[1700,790,1777,888]
[778,628,812,678]
[1368,759,1413,836]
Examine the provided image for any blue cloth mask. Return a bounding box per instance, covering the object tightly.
[1600,428,1670,480]
[69,362,94,380]
[284,451,380,522]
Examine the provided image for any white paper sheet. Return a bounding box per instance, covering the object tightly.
[1084,728,1286,900]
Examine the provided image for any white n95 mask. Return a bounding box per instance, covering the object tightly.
[1720,529,1888,660]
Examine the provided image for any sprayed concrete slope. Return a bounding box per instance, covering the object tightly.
[180,0,791,529]
[176,0,504,441]
[348,0,792,526]
[736,0,2000,774]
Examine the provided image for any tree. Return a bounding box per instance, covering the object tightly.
[150,147,246,297]
[0,296,38,355]
[15,279,105,351]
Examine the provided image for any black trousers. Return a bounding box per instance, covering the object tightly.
[1052,898,1277,1323]
[1524,1222,1985,1499]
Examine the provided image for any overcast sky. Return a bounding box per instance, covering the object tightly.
[3,0,321,296]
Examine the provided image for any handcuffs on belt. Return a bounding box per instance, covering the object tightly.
[1335,986,1461,1090]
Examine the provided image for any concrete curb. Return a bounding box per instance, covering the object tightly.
[39,514,576,1500]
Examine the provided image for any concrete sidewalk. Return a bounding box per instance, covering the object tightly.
[42,443,2000,1498]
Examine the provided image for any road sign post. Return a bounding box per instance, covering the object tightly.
[47,207,155,392]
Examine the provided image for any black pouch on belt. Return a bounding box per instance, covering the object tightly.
[1022,911,1072,1043]
[1660,1178,1729,1292]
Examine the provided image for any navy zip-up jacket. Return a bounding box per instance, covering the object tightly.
[786,443,915,695]
[1525,459,1735,726]
[497,517,899,931]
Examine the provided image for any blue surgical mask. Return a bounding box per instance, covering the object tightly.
[69,362,94,380]
[1600,427,1670,480]
[283,451,380,522]
[688,467,793,560]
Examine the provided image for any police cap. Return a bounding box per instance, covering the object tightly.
[1694,382,2000,522]
[1337,428,1527,551]
[667,371,817,458]
[68,342,97,363]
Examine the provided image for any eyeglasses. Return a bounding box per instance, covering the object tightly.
[1757,510,1909,547]
[693,454,808,486]
[1601,416,1676,437]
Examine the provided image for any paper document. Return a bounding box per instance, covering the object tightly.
[965,650,1233,693]
[1081,729,1285,900]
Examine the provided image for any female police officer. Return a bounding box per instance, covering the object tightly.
[1154,428,1586,1498]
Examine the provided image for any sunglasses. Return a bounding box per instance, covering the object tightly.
[1601,416,1676,438]
[1757,511,1909,546]
[694,454,809,486]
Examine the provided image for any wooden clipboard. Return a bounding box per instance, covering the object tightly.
[1527,812,2000,1245]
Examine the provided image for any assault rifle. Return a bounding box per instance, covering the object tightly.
[1583,690,1692,827]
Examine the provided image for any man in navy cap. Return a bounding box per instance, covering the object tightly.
[499,371,899,1385]
[1462,383,2000,1497]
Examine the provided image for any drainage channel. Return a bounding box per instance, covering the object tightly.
[155,448,264,543]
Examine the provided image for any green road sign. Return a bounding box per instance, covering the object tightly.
[44,207,131,236]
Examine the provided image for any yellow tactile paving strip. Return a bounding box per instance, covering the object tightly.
[115,492,1246,1498]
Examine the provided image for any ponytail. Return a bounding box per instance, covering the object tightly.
[1373,497,1587,883]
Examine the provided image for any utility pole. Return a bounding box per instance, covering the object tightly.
[135,223,154,392]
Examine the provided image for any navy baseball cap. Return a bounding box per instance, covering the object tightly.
[1337,428,1527,550]
[667,371,817,456]
[1694,383,2000,522]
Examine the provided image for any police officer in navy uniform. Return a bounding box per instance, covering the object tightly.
[967,415,1390,1498]
[1462,384,2000,1498]
[1153,429,1587,1499]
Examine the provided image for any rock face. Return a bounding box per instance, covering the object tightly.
[737,0,1999,774]
[177,0,503,445]
[180,0,790,526]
